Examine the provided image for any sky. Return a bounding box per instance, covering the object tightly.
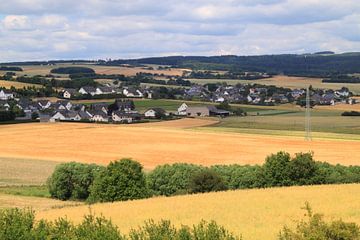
[0,0,360,62]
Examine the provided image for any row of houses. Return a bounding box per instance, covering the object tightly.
[61,86,149,99]
[183,84,356,106]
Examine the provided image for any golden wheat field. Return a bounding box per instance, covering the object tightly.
[37,184,360,240]
[0,80,42,89]
[1,119,360,169]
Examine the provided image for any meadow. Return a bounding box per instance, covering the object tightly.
[37,183,360,240]
[0,80,42,89]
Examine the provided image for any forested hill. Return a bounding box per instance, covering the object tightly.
[103,52,360,77]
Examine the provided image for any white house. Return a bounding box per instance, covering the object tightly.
[90,111,108,122]
[79,86,96,96]
[51,111,66,121]
[177,103,188,116]
[122,88,143,98]
[95,86,114,95]
[0,89,14,100]
[37,100,52,110]
[112,111,142,123]
[144,108,166,118]
[62,89,77,99]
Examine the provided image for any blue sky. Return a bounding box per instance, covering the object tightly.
[0,0,360,62]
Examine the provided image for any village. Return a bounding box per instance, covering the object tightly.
[0,81,357,124]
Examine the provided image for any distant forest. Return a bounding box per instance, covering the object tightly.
[2,52,360,78]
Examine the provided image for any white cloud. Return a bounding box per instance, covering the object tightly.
[0,0,360,61]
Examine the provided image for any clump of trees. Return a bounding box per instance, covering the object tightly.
[342,111,360,116]
[50,67,95,74]
[48,152,360,203]
[0,208,240,240]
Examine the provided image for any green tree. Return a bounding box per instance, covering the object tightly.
[189,169,228,193]
[288,152,318,185]
[263,151,292,186]
[89,159,149,202]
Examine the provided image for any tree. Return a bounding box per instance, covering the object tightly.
[47,162,104,200]
[89,159,149,202]
[288,152,318,185]
[263,151,292,186]
[189,169,228,193]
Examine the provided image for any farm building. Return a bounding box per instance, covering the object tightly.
[186,106,230,117]
[144,108,166,118]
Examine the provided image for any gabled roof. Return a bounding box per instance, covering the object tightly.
[80,86,96,93]
[37,99,51,106]
[89,110,108,118]
[146,108,166,115]
[98,86,113,92]
[63,88,77,94]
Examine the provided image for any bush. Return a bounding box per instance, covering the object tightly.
[263,151,292,186]
[0,208,35,240]
[189,169,228,193]
[147,163,205,196]
[279,203,360,240]
[89,159,149,202]
[47,162,104,200]
[288,152,319,185]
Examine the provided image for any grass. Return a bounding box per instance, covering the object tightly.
[0,185,49,198]
[0,157,59,186]
[37,184,360,240]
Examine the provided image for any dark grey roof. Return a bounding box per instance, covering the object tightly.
[146,108,166,114]
[80,86,96,93]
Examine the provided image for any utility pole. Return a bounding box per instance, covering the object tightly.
[305,86,312,141]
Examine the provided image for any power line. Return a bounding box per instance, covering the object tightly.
[305,86,312,141]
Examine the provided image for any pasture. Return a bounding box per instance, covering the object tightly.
[1,120,360,169]
[37,184,360,240]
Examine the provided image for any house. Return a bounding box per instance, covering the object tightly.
[91,103,108,114]
[61,89,77,99]
[36,100,52,110]
[51,111,67,121]
[79,86,96,96]
[0,89,14,100]
[144,108,166,118]
[177,103,188,115]
[112,111,142,123]
[335,88,350,98]
[54,100,72,111]
[0,101,10,111]
[115,99,135,112]
[207,106,231,117]
[95,86,115,95]
[122,88,143,98]
[89,110,108,122]
[186,106,210,117]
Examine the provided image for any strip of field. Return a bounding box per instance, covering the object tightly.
[37,184,360,240]
[187,75,360,94]
[1,120,360,169]
[0,80,42,89]
[0,158,59,186]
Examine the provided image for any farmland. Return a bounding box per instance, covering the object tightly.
[37,183,360,240]
[187,75,360,95]
[0,80,42,89]
[1,119,360,169]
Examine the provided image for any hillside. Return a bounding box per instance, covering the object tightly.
[37,184,360,240]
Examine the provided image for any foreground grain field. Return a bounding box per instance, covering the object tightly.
[1,119,360,168]
[37,184,360,240]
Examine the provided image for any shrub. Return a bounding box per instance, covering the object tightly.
[279,203,360,240]
[288,152,319,185]
[47,162,104,200]
[0,208,34,240]
[147,163,205,196]
[89,159,149,202]
[189,169,228,193]
[263,151,292,186]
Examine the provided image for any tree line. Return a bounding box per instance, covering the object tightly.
[47,152,360,203]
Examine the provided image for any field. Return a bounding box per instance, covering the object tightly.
[0,80,42,89]
[187,75,360,94]
[0,64,187,78]
[1,119,360,169]
[37,184,360,240]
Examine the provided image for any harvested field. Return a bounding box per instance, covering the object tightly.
[0,193,80,211]
[0,158,59,186]
[37,184,360,240]
[0,80,42,89]
[1,120,360,169]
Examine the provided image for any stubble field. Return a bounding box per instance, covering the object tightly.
[1,119,360,169]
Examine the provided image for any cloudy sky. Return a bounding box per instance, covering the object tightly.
[0,0,360,62]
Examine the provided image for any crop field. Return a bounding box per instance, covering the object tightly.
[1,119,360,169]
[2,64,187,77]
[0,80,42,89]
[187,75,360,94]
[37,184,360,240]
